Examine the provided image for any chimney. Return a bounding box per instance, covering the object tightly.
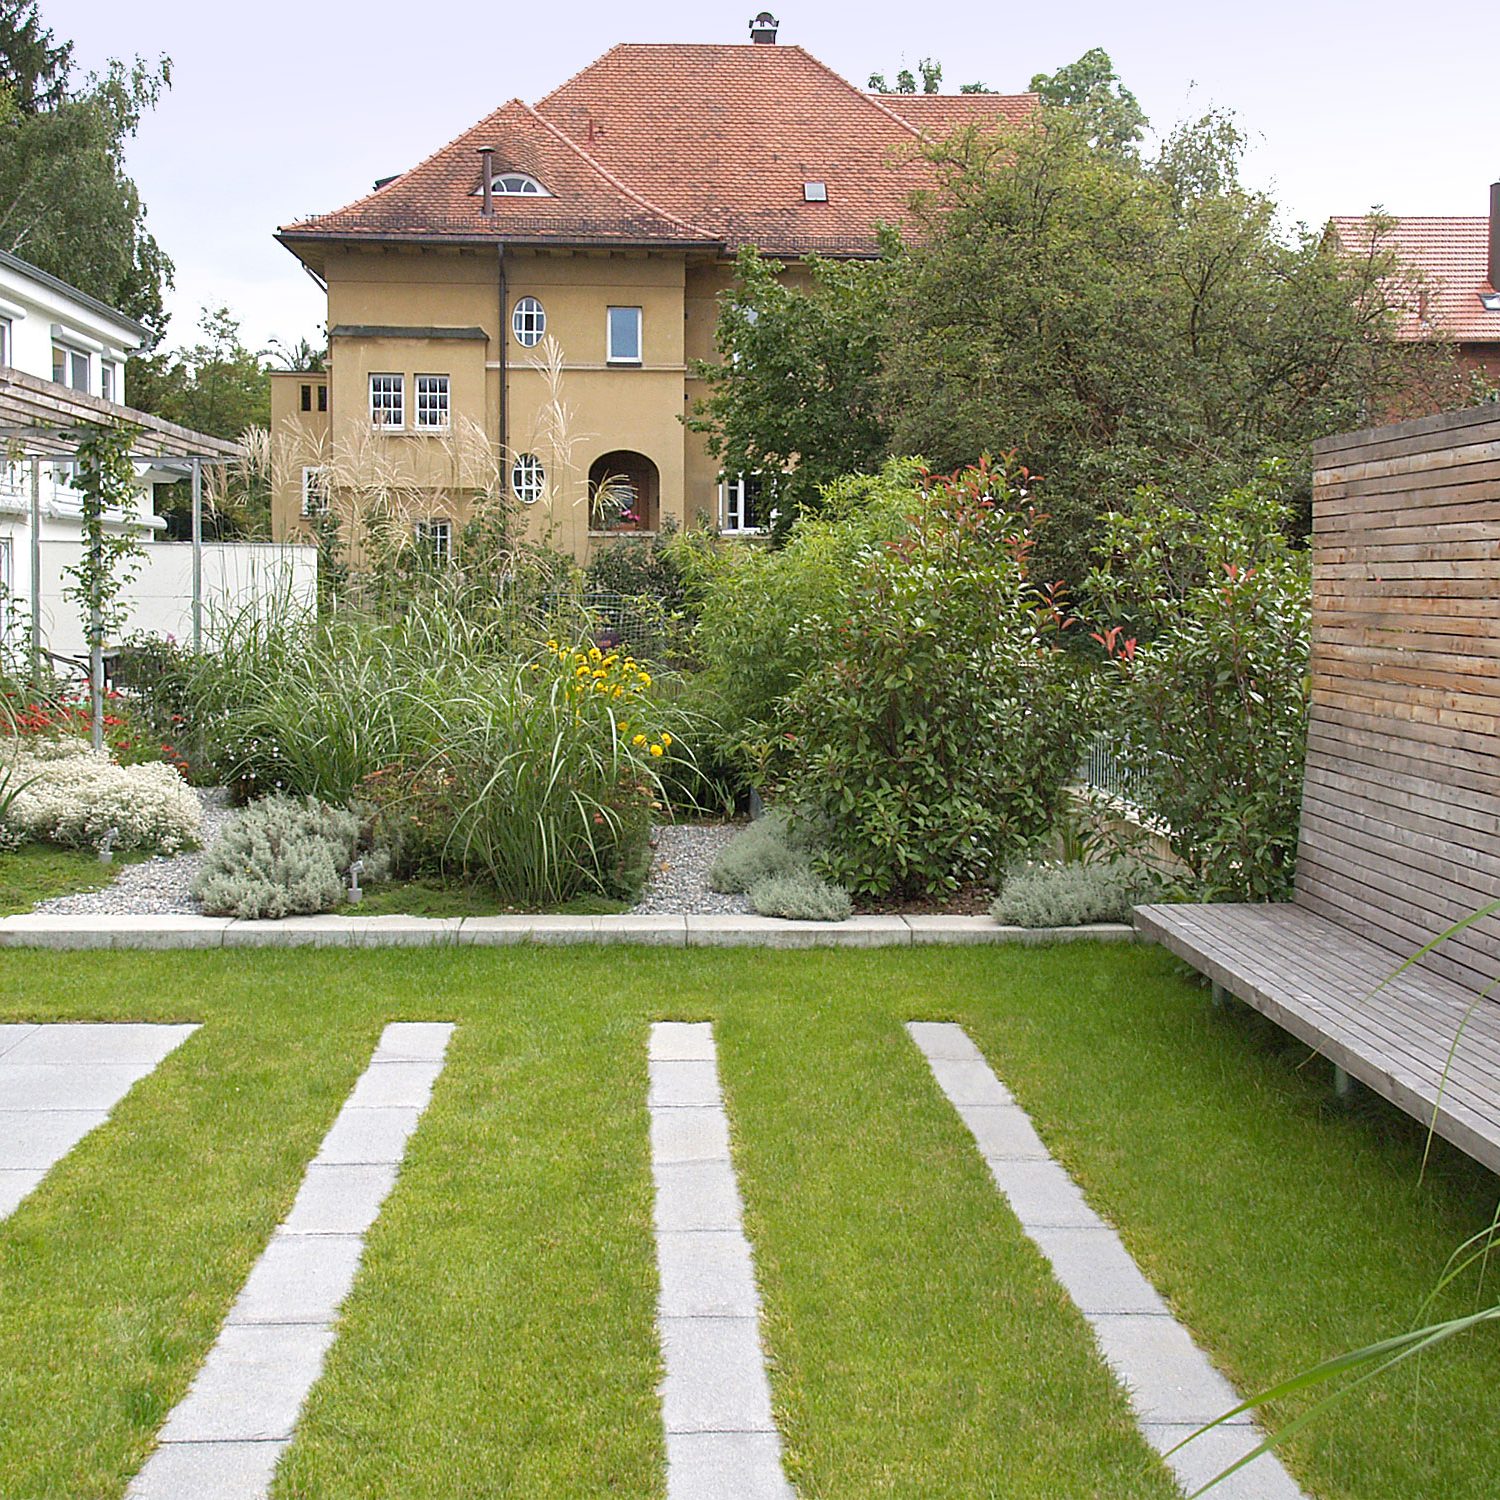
[478,146,495,216]
[1490,181,1500,292]
[749,11,778,44]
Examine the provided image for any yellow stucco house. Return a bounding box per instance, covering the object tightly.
[270,17,1032,562]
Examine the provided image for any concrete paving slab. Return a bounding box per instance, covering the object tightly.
[982,1157,1102,1229]
[0,1108,110,1167]
[658,1316,778,1434]
[1141,1422,1306,1500]
[156,1323,337,1442]
[657,1230,762,1317]
[345,915,462,947]
[908,1020,1309,1500]
[648,1060,722,1109]
[313,1107,422,1165]
[1029,1226,1171,1316]
[227,1234,366,1326]
[652,1159,744,1233]
[2,1022,197,1067]
[665,1432,796,1500]
[962,1105,1049,1160]
[279,1164,399,1236]
[344,1060,443,1110]
[222,917,355,948]
[0,1023,39,1058]
[686,914,910,948]
[650,1022,716,1062]
[124,1439,284,1500]
[0,1063,156,1111]
[453,916,542,945]
[370,1023,455,1062]
[0,1168,45,1217]
[904,1021,984,1060]
[650,1108,731,1165]
[129,1021,453,1498]
[1089,1314,1253,1427]
[924,1057,1014,1109]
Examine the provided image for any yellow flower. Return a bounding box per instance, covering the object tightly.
[650,743,664,757]
[546,639,558,652]
[661,732,673,747]
[638,671,652,687]
[589,647,602,662]
[613,686,624,698]
[575,664,589,677]
[619,721,630,734]
[632,733,647,746]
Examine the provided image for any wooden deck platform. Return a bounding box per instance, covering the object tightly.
[1136,902,1500,1175]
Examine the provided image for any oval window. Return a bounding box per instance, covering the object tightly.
[511,453,545,505]
[512,296,546,348]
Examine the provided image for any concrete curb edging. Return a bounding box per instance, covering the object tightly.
[0,912,1137,951]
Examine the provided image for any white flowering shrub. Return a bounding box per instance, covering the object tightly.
[1,738,201,853]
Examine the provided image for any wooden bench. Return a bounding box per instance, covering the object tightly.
[1135,405,1500,1175]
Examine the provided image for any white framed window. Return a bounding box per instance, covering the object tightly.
[52,344,89,393]
[492,173,548,196]
[300,466,330,516]
[719,474,771,534]
[414,517,453,562]
[100,361,117,402]
[0,318,11,366]
[511,453,545,505]
[369,373,404,429]
[607,306,642,364]
[415,374,450,430]
[512,296,546,348]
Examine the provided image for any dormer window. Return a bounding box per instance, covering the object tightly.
[491,173,548,196]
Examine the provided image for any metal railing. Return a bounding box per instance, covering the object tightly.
[1079,731,1154,814]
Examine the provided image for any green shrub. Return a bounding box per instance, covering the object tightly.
[670,459,923,789]
[990,858,1161,928]
[784,457,1089,900]
[584,526,687,613]
[1087,476,1310,900]
[708,811,806,893]
[191,795,361,919]
[747,868,852,922]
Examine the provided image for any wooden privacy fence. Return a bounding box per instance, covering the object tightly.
[1136,404,1500,1173]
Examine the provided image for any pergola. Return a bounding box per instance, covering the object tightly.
[0,366,244,744]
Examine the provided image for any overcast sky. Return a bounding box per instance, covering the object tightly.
[42,0,1500,352]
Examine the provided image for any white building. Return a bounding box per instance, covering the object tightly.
[0,251,315,667]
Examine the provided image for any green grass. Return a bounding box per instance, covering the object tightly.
[0,944,1497,1498]
[0,843,148,914]
[342,877,632,917]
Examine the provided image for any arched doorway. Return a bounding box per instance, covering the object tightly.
[589,450,659,532]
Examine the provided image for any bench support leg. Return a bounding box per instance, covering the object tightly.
[1211,982,1229,1009]
[1332,1064,1353,1102]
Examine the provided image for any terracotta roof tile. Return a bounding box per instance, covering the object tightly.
[280,43,1036,259]
[1330,214,1500,345]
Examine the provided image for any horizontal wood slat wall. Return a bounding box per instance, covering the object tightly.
[1303,407,1500,983]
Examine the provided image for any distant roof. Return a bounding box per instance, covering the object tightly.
[0,248,148,341]
[279,43,1036,264]
[1329,214,1500,345]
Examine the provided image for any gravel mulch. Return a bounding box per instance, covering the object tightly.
[631,823,751,915]
[31,788,234,916]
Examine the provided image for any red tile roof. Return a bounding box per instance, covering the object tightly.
[1329,214,1500,345]
[280,44,1034,260]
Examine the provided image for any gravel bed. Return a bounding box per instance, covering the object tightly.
[27,804,750,919]
[632,822,751,915]
[32,788,234,916]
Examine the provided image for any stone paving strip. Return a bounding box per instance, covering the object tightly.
[649,1022,795,1500]
[0,912,1136,950]
[124,1021,455,1500]
[0,1023,198,1220]
[906,1022,1307,1500]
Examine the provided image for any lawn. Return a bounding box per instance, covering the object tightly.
[1,943,1497,1499]
[0,843,148,914]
